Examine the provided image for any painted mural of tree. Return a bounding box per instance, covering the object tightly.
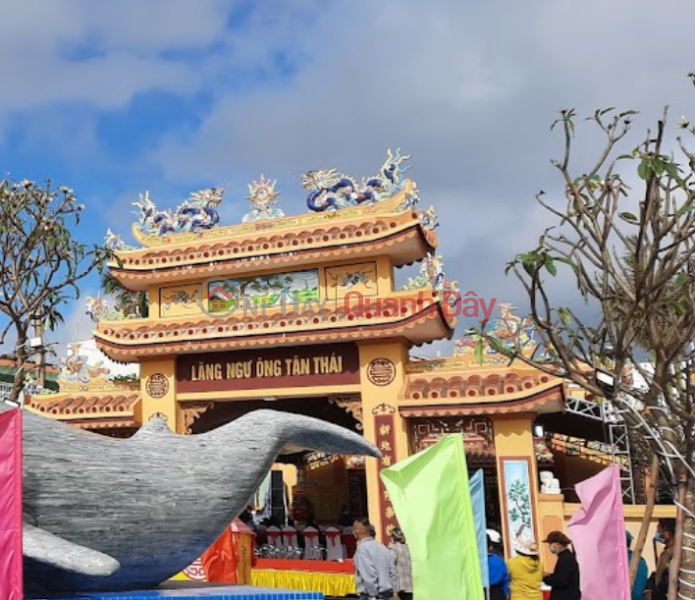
[508,479,532,538]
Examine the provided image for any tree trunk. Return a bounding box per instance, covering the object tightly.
[678,474,695,600]
[10,332,28,403]
[669,473,688,600]
[631,455,660,586]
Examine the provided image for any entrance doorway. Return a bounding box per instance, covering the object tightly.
[408,416,501,529]
[188,396,367,526]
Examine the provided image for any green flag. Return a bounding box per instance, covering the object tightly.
[380,434,483,600]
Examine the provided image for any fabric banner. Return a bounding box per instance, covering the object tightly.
[470,469,489,588]
[567,465,629,600]
[0,408,22,600]
[381,435,484,600]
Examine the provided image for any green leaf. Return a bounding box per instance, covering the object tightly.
[651,157,665,175]
[664,162,681,180]
[676,202,693,217]
[637,160,649,179]
[619,212,639,223]
[558,307,572,324]
[616,154,635,161]
[474,337,484,365]
[545,258,557,276]
[552,256,576,269]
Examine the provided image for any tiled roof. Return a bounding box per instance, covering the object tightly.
[94,290,455,362]
[25,392,141,429]
[113,215,434,291]
[401,369,561,401]
[399,386,565,417]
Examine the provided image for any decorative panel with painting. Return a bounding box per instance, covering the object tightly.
[207,269,320,313]
[325,262,378,300]
[500,457,538,553]
[159,284,200,318]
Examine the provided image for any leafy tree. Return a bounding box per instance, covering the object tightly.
[0,179,112,402]
[100,272,148,318]
[472,93,695,599]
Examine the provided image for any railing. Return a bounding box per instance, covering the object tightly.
[0,382,12,403]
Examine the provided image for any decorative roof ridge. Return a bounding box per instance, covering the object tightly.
[112,178,424,252]
[109,201,431,272]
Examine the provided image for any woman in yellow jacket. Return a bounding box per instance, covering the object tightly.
[508,538,544,600]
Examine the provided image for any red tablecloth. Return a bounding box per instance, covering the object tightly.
[255,558,354,573]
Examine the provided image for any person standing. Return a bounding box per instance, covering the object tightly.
[508,539,544,600]
[542,531,581,600]
[626,531,648,600]
[645,518,676,600]
[389,527,413,600]
[353,518,397,600]
[487,531,510,600]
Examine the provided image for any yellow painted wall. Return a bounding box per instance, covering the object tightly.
[493,414,540,559]
[357,341,409,542]
[140,358,178,429]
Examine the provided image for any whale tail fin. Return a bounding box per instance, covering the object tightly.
[203,409,382,458]
[24,523,121,577]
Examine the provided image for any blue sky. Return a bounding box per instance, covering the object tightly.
[2,0,695,359]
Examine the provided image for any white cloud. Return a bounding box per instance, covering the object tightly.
[4,0,695,347]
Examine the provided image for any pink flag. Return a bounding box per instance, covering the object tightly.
[567,465,630,600]
[0,408,23,600]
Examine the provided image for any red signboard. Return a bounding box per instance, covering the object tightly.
[372,403,399,541]
[0,408,22,600]
[176,343,360,394]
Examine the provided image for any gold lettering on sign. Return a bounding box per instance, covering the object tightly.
[188,353,347,381]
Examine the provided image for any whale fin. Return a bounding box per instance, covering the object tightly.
[23,523,121,577]
[205,409,382,458]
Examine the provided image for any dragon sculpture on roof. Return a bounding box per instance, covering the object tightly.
[301,148,412,212]
[133,188,224,236]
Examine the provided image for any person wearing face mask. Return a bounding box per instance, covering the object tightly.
[644,518,676,600]
[542,531,581,600]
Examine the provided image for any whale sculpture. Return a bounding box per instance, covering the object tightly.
[2,403,380,593]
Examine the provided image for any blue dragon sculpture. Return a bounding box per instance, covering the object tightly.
[133,188,224,236]
[301,149,412,212]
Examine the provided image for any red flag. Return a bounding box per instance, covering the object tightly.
[0,408,22,600]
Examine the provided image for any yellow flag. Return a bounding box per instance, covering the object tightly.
[380,434,483,600]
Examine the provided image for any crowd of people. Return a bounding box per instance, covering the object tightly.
[350,517,677,600]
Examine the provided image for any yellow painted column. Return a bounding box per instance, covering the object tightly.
[140,358,178,430]
[493,414,541,559]
[358,341,408,542]
[148,285,160,320]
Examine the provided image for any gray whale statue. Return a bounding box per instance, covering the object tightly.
[1,403,380,593]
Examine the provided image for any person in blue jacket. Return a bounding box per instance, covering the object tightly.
[487,530,510,600]
[626,531,648,600]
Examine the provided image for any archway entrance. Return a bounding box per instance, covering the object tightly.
[408,416,501,530]
[187,395,367,526]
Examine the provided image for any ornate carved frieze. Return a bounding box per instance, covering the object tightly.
[182,402,215,434]
[329,395,363,431]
